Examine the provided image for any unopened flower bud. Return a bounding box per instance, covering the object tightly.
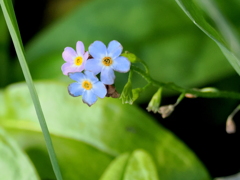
[132,88,143,103]
[226,117,236,134]
[158,104,175,118]
[120,81,133,104]
[185,93,197,98]
[200,87,219,93]
[121,51,138,63]
[146,88,162,113]
[225,104,240,134]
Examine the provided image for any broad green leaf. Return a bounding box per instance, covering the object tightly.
[1,81,211,180]
[16,0,235,102]
[175,0,240,75]
[6,128,113,180]
[123,149,159,180]
[100,153,130,180]
[0,127,39,180]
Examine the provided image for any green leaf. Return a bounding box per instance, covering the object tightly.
[123,149,159,180]
[0,127,39,180]
[100,153,130,180]
[1,81,211,180]
[6,128,113,180]
[100,150,160,180]
[175,0,240,75]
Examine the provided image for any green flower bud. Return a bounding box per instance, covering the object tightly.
[132,88,143,103]
[121,51,138,63]
[120,70,134,104]
[120,81,133,104]
[146,88,162,113]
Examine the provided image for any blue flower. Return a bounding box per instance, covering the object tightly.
[68,71,107,106]
[85,40,131,85]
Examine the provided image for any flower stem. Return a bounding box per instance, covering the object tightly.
[131,65,240,100]
[0,1,62,179]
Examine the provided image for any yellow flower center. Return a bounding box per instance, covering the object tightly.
[102,57,113,66]
[82,80,92,90]
[74,56,83,66]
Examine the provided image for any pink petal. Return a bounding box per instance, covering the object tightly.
[62,47,77,62]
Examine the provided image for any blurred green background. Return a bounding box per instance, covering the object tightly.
[1,0,240,179]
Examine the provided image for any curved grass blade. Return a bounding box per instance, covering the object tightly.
[175,0,240,75]
[0,1,62,179]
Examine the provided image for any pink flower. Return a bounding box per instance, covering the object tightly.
[61,41,89,75]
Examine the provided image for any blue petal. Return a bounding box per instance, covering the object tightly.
[112,56,130,73]
[92,82,107,98]
[82,90,98,106]
[89,41,107,59]
[100,67,115,85]
[68,82,84,97]
[84,71,99,83]
[68,72,85,82]
[85,58,102,75]
[107,40,123,59]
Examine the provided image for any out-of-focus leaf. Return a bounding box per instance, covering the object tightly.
[100,153,130,180]
[6,128,113,180]
[175,0,240,75]
[100,150,159,180]
[0,127,39,180]
[123,149,159,180]
[1,81,211,180]
[16,0,235,102]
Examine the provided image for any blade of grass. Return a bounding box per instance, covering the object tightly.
[175,0,240,75]
[0,9,9,87]
[0,1,62,179]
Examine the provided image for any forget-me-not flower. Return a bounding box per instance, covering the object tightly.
[62,41,89,75]
[68,71,107,106]
[85,40,130,85]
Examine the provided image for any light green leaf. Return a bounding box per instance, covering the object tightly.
[0,127,39,180]
[1,81,211,180]
[100,153,130,180]
[175,0,240,75]
[123,149,159,180]
[7,128,113,180]
[100,150,160,180]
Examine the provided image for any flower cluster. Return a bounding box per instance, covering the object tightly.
[62,40,131,106]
